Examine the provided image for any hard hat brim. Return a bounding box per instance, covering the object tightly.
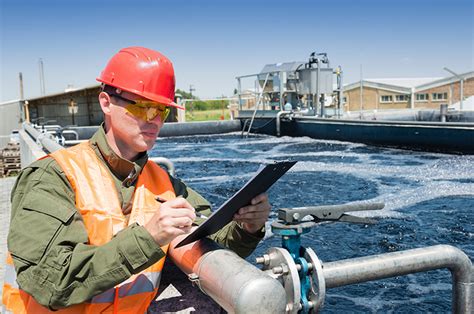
[97,77,185,110]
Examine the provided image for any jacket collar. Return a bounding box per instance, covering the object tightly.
[90,124,148,185]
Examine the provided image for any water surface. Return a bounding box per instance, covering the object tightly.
[151,133,474,313]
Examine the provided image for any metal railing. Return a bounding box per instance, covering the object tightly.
[322,245,473,313]
[22,123,177,176]
[243,73,270,137]
[258,202,473,313]
[24,122,62,153]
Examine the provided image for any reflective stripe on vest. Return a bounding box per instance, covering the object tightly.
[2,142,175,313]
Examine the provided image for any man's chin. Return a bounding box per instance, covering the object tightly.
[131,137,154,152]
[145,138,157,150]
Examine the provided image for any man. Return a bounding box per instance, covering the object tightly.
[2,47,271,313]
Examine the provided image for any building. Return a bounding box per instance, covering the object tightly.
[0,84,186,146]
[0,100,23,147]
[25,84,103,127]
[343,71,474,112]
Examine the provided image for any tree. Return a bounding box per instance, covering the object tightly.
[175,88,195,99]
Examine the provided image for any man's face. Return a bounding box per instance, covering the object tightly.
[100,90,169,159]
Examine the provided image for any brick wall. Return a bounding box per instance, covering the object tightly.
[344,87,410,111]
[343,77,474,111]
[415,77,474,109]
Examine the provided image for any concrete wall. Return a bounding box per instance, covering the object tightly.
[0,100,23,148]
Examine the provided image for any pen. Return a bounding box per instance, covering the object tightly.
[155,195,208,219]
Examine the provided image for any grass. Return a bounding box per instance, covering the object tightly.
[185,109,232,122]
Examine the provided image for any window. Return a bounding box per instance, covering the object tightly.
[416,93,429,101]
[432,92,447,101]
[395,95,408,102]
[380,95,393,103]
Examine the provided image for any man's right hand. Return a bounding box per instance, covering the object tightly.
[144,197,196,246]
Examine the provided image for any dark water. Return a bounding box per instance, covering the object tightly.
[151,133,474,313]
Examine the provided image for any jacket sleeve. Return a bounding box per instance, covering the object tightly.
[7,158,165,310]
[169,175,264,258]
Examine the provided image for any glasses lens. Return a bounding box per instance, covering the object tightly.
[125,101,170,122]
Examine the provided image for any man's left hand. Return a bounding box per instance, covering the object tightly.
[233,193,271,234]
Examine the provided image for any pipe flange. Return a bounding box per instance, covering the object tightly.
[262,247,301,313]
[304,247,326,312]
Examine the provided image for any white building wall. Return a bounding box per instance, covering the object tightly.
[0,100,23,148]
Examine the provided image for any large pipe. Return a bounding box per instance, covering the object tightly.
[169,237,287,313]
[322,245,473,313]
[276,111,291,136]
[24,122,62,153]
[440,104,448,122]
[337,66,344,118]
[158,120,241,137]
[150,157,176,177]
[316,58,322,117]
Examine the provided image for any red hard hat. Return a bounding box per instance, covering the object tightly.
[97,47,183,109]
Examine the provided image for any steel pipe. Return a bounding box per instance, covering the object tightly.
[62,130,79,141]
[64,140,87,146]
[322,245,473,313]
[150,157,176,177]
[158,120,241,137]
[276,111,291,137]
[440,104,448,122]
[24,122,62,153]
[169,236,287,313]
[23,122,41,139]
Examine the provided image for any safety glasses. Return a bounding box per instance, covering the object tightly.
[109,93,170,122]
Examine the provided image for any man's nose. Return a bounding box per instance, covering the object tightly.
[148,113,165,125]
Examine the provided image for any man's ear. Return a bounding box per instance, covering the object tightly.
[98,92,112,116]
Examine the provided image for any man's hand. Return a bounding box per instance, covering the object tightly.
[233,193,271,234]
[144,197,196,246]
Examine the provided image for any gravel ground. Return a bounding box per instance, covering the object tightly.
[0,176,16,298]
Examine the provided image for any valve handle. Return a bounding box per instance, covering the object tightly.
[277,201,384,224]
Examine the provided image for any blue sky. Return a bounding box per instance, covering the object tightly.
[1,0,473,102]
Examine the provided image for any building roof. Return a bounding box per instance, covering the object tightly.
[344,80,413,94]
[365,77,443,88]
[415,71,474,91]
[344,71,473,94]
[26,83,101,102]
[0,99,22,106]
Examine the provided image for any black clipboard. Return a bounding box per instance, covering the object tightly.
[175,160,297,248]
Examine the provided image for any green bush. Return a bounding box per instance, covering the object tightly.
[185,109,230,121]
[188,100,229,111]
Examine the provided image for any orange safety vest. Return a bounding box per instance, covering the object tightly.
[2,142,175,313]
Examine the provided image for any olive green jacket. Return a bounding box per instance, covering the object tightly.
[7,126,263,309]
